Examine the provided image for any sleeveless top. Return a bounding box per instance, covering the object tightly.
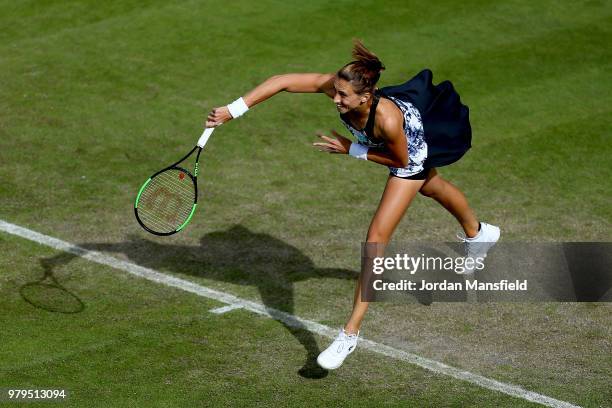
[339,94,428,177]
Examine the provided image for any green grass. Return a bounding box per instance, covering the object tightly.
[1,238,547,408]
[0,0,611,406]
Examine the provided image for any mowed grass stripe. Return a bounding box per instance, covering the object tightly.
[2,0,607,85]
[1,0,607,153]
[1,0,608,163]
[0,0,165,43]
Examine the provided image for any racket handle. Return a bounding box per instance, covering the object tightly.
[197,127,215,148]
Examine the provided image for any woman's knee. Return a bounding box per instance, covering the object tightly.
[420,172,445,198]
[419,185,437,198]
[420,181,443,198]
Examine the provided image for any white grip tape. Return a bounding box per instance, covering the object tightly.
[197,127,215,148]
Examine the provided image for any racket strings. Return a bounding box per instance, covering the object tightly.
[137,169,196,233]
[139,188,193,231]
[144,177,193,211]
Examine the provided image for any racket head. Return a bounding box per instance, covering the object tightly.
[134,166,198,236]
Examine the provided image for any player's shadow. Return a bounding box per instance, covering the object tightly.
[37,224,363,379]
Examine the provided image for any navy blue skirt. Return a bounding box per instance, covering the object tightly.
[379,69,472,169]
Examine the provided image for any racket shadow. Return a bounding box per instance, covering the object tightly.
[37,224,359,379]
[19,254,85,314]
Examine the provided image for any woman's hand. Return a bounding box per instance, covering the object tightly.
[205,106,232,127]
[313,130,352,154]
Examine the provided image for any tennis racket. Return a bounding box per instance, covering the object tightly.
[134,127,215,236]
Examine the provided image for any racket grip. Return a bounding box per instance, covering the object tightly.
[197,127,215,148]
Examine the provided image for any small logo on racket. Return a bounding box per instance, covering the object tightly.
[179,173,185,181]
[147,187,183,224]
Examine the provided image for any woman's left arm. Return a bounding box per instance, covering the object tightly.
[314,110,408,168]
[369,114,409,168]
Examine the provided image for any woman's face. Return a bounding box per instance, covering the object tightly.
[333,78,369,114]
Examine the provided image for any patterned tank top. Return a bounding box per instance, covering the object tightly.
[339,94,428,177]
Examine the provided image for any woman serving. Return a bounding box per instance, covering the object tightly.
[206,40,500,370]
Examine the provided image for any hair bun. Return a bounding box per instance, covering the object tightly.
[367,59,385,73]
[351,39,385,73]
[336,39,385,94]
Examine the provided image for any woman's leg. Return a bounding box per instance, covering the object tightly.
[344,175,426,335]
[419,168,480,238]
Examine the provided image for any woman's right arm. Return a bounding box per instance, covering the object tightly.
[205,73,335,127]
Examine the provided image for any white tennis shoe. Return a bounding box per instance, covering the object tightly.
[317,329,359,370]
[457,222,500,274]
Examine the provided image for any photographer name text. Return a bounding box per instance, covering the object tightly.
[373,279,528,291]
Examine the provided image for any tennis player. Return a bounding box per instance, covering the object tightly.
[205,40,500,370]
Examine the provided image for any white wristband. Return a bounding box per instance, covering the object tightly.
[227,97,249,118]
[349,143,369,160]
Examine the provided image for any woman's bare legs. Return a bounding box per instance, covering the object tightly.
[419,168,480,238]
[344,175,426,335]
[343,169,481,334]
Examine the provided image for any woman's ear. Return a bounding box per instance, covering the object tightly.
[360,92,371,104]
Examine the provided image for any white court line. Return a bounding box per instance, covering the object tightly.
[0,219,581,408]
[209,304,244,314]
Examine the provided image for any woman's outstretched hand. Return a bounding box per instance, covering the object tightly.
[205,106,232,127]
[313,130,352,154]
